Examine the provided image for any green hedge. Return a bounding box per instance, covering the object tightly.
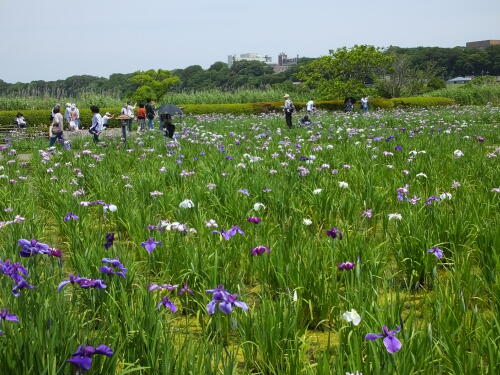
[0,97,454,127]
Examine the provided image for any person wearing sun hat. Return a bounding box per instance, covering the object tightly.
[102,112,114,129]
[283,94,295,129]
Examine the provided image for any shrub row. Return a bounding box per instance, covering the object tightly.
[0,97,455,127]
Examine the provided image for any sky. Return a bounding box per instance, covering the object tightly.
[1,0,499,83]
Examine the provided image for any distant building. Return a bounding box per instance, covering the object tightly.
[272,52,300,73]
[227,53,272,67]
[446,76,473,85]
[466,40,500,49]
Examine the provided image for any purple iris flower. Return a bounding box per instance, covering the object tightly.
[247,217,261,224]
[394,145,403,151]
[141,238,162,253]
[67,344,113,372]
[237,189,250,196]
[99,258,127,278]
[326,227,343,240]
[148,283,178,292]
[212,226,244,240]
[425,195,440,205]
[0,309,19,336]
[361,209,373,218]
[104,233,115,249]
[365,326,402,353]
[157,296,177,312]
[251,246,270,256]
[178,283,194,296]
[427,247,444,259]
[64,212,79,222]
[206,285,248,314]
[17,238,50,257]
[58,274,107,291]
[0,258,34,297]
[338,262,356,270]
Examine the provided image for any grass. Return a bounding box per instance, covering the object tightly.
[0,106,499,374]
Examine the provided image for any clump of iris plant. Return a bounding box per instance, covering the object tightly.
[99,258,127,278]
[365,326,402,353]
[251,246,270,256]
[326,227,343,240]
[0,309,19,336]
[67,344,113,372]
[206,285,248,314]
[58,274,107,291]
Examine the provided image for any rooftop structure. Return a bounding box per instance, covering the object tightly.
[227,53,272,67]
[466,40,500,49]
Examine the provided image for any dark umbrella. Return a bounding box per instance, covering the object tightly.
[157,104,183,115]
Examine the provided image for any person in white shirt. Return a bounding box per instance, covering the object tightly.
[15,113,27,128]
[102,112,113,129]
[69,104,79,131]
[306,100,315,114]
[360,97,369,113]
[89,105,104,143]
[283,94,295,129]
[64,103,71,125]
[126,102,135,131]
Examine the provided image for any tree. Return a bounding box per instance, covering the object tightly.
[375,54,445,97]
[297,45,393,99]
[128,69,180,102]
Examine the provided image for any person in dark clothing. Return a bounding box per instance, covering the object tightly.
[145,99,156,130]
[163,114,175,138]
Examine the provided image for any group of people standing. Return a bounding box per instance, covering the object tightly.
[121,100,176,138]
[283,94,370,128]
[47,99,177,148]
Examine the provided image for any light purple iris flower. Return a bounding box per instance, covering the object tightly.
[212,226,244,240]
[148,283,178,292]
[17,239,50,257]
[206,285,248,314]
[365,326,402,353]
[67,344,113,372]
[0,309,19,336]
[178,283,194,296]
[157,296,177,312]
[141,238,162,253]
[427,247,444,259]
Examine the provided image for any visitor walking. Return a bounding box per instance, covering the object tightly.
[89,105,103,143]
[121,103,132,131]
[360,96,369,113]
[145,99,156,130]
[283,94,295,129]
[50,103,61,122]
[136,104,146,132]
[49,106,64,147]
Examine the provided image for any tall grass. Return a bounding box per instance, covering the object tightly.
[427,84,500,105]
